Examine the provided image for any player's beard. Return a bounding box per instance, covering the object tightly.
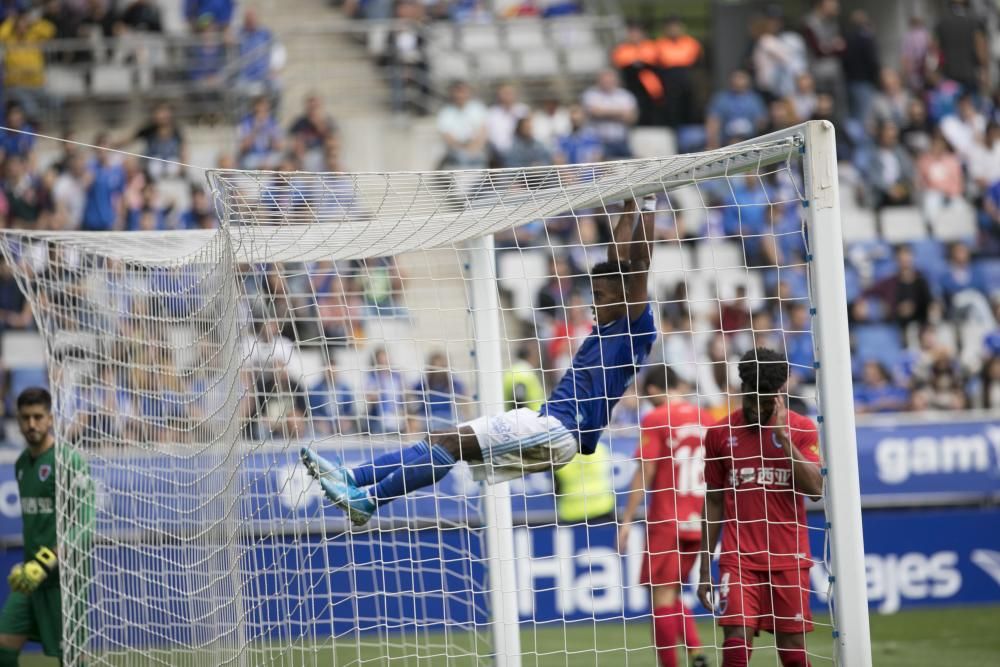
[743,394,775,426]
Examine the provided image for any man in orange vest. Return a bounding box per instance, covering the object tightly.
[655,16,702,127]
[612,23,663,127]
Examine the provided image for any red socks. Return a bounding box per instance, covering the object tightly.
[778,646,811,667]
[652,603,683,667]
[722,635,752,667]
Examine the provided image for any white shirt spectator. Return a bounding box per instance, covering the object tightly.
[52,171,86,230]
[940,110,986,161]
[968,138,1000,186]
[531,105,572,152]
[487,101,529,155]
[581,85,637,145]
[438,100,488,144]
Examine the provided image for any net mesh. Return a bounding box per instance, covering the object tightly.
[0,132,844,665]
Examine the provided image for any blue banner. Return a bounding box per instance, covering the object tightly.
[0,414,996,540]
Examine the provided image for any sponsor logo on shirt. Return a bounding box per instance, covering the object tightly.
[726,436,738,448]
[21,497,54,515]
[729,466,792,487]
[771,433,783,449]
[38,464,51,482]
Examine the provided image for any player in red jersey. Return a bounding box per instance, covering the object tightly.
[697,347,823,667]
[619,365,708,667]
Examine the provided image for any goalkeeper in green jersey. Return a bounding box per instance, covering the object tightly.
[0,388,94,665]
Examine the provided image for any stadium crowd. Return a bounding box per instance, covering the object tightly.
[0,0,998,446]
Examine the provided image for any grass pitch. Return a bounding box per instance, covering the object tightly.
[21,604,1000,666]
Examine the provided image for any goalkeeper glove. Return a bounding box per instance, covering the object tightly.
[8,546,56,594]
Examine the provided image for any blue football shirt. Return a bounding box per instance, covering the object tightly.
[540,303,656,454]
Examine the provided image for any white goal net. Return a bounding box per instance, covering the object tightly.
[0,121,869,666]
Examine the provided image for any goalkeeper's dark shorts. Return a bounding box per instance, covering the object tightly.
[0,586,63,657]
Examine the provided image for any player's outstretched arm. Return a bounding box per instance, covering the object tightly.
[607,198,637,266]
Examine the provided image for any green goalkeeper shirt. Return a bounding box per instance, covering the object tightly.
[15,444,94,589]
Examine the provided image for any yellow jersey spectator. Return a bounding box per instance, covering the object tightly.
[503,345,544,412]
[0,12,55,89]
[554,442,616,524]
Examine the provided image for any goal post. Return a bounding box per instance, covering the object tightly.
[0,120,872,666]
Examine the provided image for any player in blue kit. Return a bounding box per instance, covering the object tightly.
[301,196,658,526]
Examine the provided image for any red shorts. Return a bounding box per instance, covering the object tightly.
[716,564,813,634]
[639,531,701,587]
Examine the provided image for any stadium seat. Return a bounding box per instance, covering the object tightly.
[5,367,48,415]
[840,206,878,243]
[159,0,186,34]
[91,65,135,97]
[45,66,87,98]
[669,185,707,236]
[517,49,560,78]
[426,23,455,52]
[563,47,607,75]
[430,52,471,82]
[628,127,676,159]
[909,238,947,281]
[1,331,46,369]
[505,20,547,50]
[879,206,927,243]
[475,52,515,79]
[157,178,192,218]
[459,24,502,52]
[548,18,600,48]
[852,324,903,367]
[928,197,977,242]
[695,239,745,271]
[497,250,549,318]
[973,259,1000,297]
[649,243,693,297]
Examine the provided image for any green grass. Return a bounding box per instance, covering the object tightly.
[20,605,1000,666]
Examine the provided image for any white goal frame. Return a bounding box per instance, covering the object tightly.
[458,120,871,667]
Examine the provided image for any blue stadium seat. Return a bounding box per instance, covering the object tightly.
[851,324,904,374]
[973,259,1000,297]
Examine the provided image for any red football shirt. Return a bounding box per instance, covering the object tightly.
[636,400,706,542]
[703,408,821,572]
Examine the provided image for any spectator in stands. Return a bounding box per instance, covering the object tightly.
[52,153,88,230]
[437,81,488,169]
[308,353,357,436]
[705,69,767,148]
[934,0,986,93]
[801,0,846,112]
[854,360,910,413]
[0,102,35,158]
[185,0,235,31]
[119,0,162,33]
[238,96,284,170]
[409,351,467,432]
[870,245,934,329]
[41,0,81,42]
[531,99,571,153]
[382,0,429,115]
[913,356,969,410]
[941,242,976,303]
[364,346,406,434]
[841,9,880,123]
[751,6,807,102]
[534,256,575,322]
[612,23,661,127]
[81,135,125,231]
[654,16,702,127]
[901,15,931,91]
[865,121,914,208]
[785,302,815,383]
[940,92,986,162]
[581,69,637,159]
[502,117,551,169]
[900,98,933,156]
[361,256,405,316]
[547,294,593,369]
[180,185,218,230]
[969,122,1000,191]
[78,0,117,39]
[917,130,964,218]
[972,352,1000,409]
[126,103,187,179]
[716,285,750,335]
[980,171,1000,250]
[487,83,529,165]
[238,9,283,102]
[188,17,227,85]
[788,72,818,122]
[0,256,31,329]
[555,105,603,165]
[0,10,55,119]
[869,69,911,132]
[290,93,338,152]
[4,155,41,229]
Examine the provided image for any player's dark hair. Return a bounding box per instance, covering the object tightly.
[590,259,630,282]
[738,347,788,426]
[17,387,52,413]
[641,365,684,397]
